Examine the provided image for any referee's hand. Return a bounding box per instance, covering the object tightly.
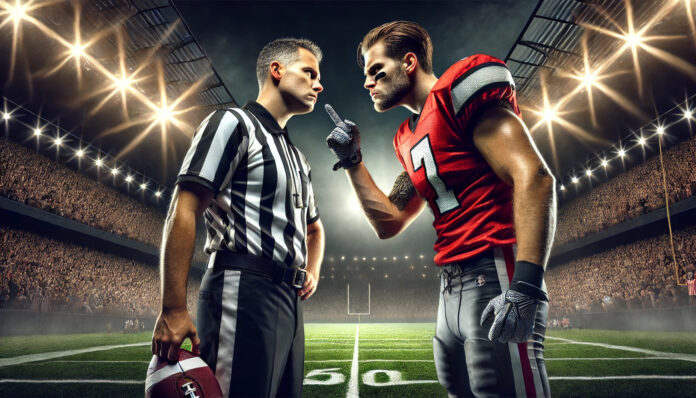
[299,271,318,301]
[152,307,200,362]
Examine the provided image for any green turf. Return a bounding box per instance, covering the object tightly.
[1,324,695,397]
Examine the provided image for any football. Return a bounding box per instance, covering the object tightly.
[145,349,223,398]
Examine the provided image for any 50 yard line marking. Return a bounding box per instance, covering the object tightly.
[346,324,360,398]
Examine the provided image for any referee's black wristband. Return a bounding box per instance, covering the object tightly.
[510,260,548,301]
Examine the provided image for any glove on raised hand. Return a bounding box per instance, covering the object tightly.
[480,261,548,344]
[325,104,362,171]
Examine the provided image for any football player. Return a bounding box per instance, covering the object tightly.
[325,21,555,397]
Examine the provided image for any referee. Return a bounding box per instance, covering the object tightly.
[152,38,326,398]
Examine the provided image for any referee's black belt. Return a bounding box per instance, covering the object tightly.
[212,251,307,290]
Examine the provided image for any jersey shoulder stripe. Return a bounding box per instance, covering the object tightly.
[450,60,515,117]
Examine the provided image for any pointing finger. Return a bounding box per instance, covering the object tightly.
[324,104,345,127]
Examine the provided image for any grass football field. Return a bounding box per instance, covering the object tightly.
[0,324,695,397]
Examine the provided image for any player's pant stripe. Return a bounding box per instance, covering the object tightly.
[215,270,241,398]
[494,245,538,398]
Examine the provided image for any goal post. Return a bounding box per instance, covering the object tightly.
[346,283,370,323]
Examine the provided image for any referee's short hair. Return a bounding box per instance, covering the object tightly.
[256,38,323,90]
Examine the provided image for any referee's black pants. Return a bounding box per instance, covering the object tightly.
[197,266,304,398]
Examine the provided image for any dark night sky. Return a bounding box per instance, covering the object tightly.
[174,0,538,258]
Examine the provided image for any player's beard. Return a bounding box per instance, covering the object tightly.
[375,68,410,112]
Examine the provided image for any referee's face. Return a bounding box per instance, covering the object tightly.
[279,48,323,114]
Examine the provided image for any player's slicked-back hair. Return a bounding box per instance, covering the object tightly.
[256,38,323,90]
[357,21,433,74]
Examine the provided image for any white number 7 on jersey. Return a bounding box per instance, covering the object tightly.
[410,135,459,214]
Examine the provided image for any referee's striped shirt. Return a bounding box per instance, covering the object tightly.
[177,101,320,269]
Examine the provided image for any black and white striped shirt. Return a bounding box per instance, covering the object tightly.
[177,101,320,269]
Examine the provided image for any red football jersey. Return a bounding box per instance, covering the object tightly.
[393,54,519,266]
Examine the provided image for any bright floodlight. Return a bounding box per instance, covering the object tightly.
[393,256,397,261]
[601,159,608,167]
[54,137,63,146]
[70,43,86,58]
[362,257,366,261]
[9,3,28,22]
[76,149,84,158]
[115,77,132,92]
[111,167,119,175]
[156,106,174,123]
[2,113,10,121]
[684,110,693,120]
[95,158,103,167]
[125,175,133,183]
[341,256,345,260]
[560,185,566,191]
[155,191,162,197]
[624,32,643,49]
[33,128,42,136]
[618,149,626,157]
[140,182,147,190]
[372,257,376,261]
[404,255,409,260]
[419,254,424,259]
[657,126,665,135]
[571,176,579,184]
[581,71,597,88]
[638,137,646,146]
[586,169,592,176]
[541,106,557,123]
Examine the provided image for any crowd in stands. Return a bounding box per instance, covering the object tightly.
[555,137,696,246]
[0,226,200,317]
[0,139,164,247]
[545,223,696,318]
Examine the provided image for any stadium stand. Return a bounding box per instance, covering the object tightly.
[0,225,199,317]
[0,138,164,247]
[546,222,696,318]
[555,136,696,246]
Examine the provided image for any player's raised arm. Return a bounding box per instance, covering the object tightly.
[325,104,426,239]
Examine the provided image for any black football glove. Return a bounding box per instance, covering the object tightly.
[325,104,362,171]
[481,261,548,344]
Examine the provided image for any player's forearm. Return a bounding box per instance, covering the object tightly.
[305,220,325,278]
[160,199,197,311]
[345,163,403,239]
[512,173,556,268]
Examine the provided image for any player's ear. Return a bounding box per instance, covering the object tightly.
[403,52,418,75]
[270,61,284,82]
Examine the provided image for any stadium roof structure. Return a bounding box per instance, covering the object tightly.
[505,0,696,200]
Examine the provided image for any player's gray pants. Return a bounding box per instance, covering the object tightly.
[434,245,550,398]
[197,265,304,398]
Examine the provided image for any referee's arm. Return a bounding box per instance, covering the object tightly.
[152,182,212,362]
[300,219,324,300]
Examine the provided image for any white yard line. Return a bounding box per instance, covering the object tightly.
[545,357,684,361]
[305,359,434,363]
[36,360,150,364]
[346,324,360,398]
[0,342,150,368]
[0,378,144,384]
[546,336,696,363]
[550,375,696,380]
